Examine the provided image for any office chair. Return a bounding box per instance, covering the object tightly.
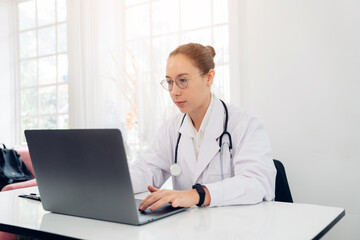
[273,159,293,203]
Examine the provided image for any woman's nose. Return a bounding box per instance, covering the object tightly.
[170,83,181,95]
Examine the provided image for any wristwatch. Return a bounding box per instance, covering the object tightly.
[192,183,205,206]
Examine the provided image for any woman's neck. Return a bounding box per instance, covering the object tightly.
[189,94,212,131]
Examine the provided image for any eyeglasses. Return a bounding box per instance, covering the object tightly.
[160,72,203,91]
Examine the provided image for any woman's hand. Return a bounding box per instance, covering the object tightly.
[138,185,200,211]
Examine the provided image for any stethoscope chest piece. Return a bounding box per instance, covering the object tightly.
[170,163,182,176]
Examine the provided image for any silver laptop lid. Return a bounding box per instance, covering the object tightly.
[25,129,140,225]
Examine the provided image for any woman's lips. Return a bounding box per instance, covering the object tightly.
[175,101,186,107]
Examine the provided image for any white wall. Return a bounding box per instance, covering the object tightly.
[236,0,360,239]
[0,0,14,146]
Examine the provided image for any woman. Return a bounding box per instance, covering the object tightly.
[130,43,276,211]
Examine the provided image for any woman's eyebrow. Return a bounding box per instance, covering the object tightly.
[165,73,190,79]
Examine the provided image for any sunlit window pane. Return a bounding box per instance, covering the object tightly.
[58,54,68,83]
[126,5,150,40]
[39,86,57,114]
[58,115,69,129]
[22,117,38,142]
[22,117,38,130]
[38,26,56,56]
[181,0,211,30]
[152,0,178,36]
[39,56,57,85]
[37,0,55,26]
[213,25,229,64]
[181,28,212,46]
[20,30,37,59]
[153,35,178,73]
[57,0,67,22]
[21,60,37,87]
[39,116,57,129]
[127,40,151,73]
[212,65,230,100]
[58,23,67,52]
[21,88,38,116]
[58,84,68,113]
[213,0,228,24]
[18,0,36,31]
[125,0,148,6]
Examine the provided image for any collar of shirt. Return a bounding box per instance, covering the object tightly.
[183,93,215,159]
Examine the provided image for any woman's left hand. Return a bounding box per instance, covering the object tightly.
[138,185,199,211]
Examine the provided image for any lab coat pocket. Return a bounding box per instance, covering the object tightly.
[205,150,232,183]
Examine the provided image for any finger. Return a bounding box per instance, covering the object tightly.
[149,195,173,211]
[148,185,159,193]
[141,187,161,206]
[171,199,179,208]
[140,194,161,211]
[139,195,153,211]
[139,190,167,211]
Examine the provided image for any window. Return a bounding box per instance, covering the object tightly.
[124,0,230,102]
[121,0,230,161]
[16,0,68,143]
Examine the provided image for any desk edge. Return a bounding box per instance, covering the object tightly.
[312,209,345,240]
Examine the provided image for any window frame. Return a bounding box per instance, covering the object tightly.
[14,0,69,144]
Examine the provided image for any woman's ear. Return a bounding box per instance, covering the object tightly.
[207,69,215,86]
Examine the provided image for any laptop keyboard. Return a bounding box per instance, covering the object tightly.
[135,199,182,216]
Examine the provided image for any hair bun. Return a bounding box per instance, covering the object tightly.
[206,45,216,58]
[169,43,216,73]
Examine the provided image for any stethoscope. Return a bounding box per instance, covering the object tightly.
[170,100,234,180]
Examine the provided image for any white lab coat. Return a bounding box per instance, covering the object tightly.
[130,96,276,207]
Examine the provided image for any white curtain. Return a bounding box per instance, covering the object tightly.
[68,0,119,129]
[67,0,168,160]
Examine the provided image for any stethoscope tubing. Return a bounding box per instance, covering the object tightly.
[173,100,233,179]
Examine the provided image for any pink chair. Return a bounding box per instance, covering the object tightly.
[0,232,17,240]
[0,147,38,239]
[1,147,37,192]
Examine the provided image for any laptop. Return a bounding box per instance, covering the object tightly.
[24,129,185,225]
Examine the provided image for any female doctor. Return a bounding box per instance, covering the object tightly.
[130,43,276,211]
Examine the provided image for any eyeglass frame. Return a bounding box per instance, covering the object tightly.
[160,72,204,91]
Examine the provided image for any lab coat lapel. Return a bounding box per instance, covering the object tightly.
[178,115,197,175]
[194,98,224,182]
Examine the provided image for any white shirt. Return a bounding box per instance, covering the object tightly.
[183,94,215,159]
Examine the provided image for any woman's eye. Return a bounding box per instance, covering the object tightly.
[166,80,173,85]
[179,78,187,83]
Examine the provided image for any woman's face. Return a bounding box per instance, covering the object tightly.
[166,54,214,116]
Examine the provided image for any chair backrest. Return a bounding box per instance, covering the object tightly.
[273,159,293,203]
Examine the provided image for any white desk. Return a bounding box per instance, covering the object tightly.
[0,187,344,240]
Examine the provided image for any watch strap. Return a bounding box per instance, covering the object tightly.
[192,183,205,206]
